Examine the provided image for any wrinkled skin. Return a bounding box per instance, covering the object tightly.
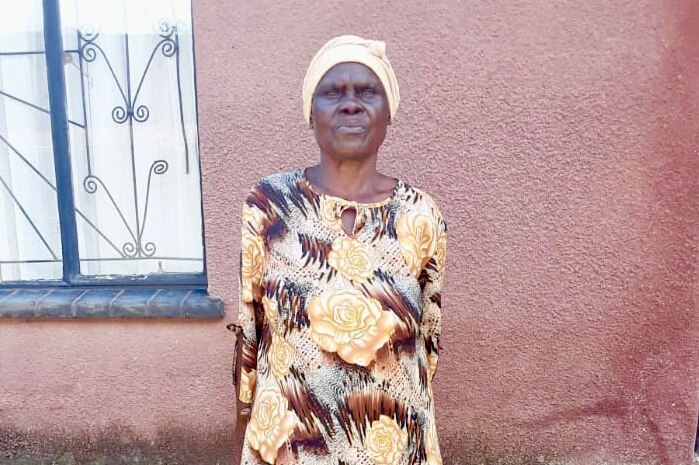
[306,62,397,235]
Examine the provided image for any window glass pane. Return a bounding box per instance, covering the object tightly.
[0,0,45,53]
[60,0,204,277]
[0,0,64,282]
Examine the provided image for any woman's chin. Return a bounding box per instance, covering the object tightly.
[328,142,374,159]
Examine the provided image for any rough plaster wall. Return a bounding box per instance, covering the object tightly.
[0,322,234,446]
[198,0,699,463]
[0,0,697,464]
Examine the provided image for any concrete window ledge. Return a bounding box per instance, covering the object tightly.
[0,288,224,318]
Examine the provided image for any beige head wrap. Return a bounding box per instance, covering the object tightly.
[302,35,400,125]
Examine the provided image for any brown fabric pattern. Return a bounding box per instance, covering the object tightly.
[236,168,447,465]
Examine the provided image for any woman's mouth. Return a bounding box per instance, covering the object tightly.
[335,125,366,134]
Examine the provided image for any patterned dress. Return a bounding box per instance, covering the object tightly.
[235,168,447,465]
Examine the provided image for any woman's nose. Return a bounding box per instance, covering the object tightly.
[339,93,364,114]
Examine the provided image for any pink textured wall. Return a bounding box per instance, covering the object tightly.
[1,0,697,464]
[198,0,699,462]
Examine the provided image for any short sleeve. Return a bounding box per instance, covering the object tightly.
[236,190,268,404]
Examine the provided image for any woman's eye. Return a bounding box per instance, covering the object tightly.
[362,89,376,97]
[325,89,340,97]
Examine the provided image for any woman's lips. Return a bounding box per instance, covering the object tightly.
[335,125,366,134]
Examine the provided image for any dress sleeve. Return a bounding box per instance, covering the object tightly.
[421,212,447,383]
[236,192,268,404]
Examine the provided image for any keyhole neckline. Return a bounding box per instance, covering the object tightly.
[300,167,402,209]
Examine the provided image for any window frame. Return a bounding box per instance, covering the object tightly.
[0,0,208,290]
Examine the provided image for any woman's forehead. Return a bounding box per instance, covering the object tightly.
[318,62,382,86]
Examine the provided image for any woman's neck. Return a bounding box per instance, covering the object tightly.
[305,156,392,203]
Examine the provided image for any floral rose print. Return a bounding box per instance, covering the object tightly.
[427,353,438,381]
[328,236,375,282]
[425,421,443,465]
[241,232,265,303]
[269,332,294,379]
[307,289,397,367]
[319,197,344,232]
[435,232,447,274]
[236,170,447,464]
[396,213,436,277]
[239,367,257,403]
[262,295,278,329]
[365,414,408,465]
[247,384,297,464]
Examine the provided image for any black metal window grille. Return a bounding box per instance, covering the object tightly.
[0,0,206,288]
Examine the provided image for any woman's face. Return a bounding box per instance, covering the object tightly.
[311,62,390,160]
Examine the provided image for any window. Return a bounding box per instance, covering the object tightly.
[0,0,220,317]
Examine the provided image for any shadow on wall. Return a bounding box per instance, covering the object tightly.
[0,425,232,465]
[0,424,574,465]
[439,431,566,465]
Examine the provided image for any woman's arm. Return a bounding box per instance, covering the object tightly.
[420,213,447,384]
[231,322,251,464]
[231,191,268,462]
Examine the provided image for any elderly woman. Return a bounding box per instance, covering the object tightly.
[231,35,447,465]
